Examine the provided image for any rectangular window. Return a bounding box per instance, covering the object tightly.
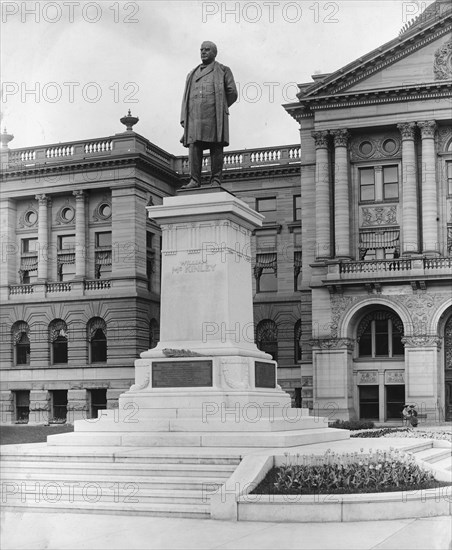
[58,235,76,251]
[22,238,38,254]
[256,197,276,212]
[293,195,301,221]
[383,165,399,200]
[256,234,277,252]
[447,161,452,195]
[58,262,75,282]
[146,231,153,249]
[359,168,375,201]
[14,390,30,423]
[95,232,112,249]
[89,389,107,419]
[50,390,67,422]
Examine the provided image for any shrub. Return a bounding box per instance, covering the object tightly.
[351,428,409,438]
[252,448,442,495]
[329,419,375,431]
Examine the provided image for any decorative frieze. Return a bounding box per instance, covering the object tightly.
[351,134,401,161]
[357,371,378,385]
[402,336,442,349]
[434,38,452,81]
[361,206,397,227]
[385,370,405,384]
[330,293,447,339]
[310,338,355,350]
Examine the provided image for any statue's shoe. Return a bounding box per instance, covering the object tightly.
[181,179,201,189]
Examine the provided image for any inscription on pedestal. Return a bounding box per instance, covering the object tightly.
[152,361,213,388]
[255,362,276,388]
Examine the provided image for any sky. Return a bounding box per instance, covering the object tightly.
[1,0,436,154]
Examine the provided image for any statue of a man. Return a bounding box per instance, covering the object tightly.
[180,41,238,189]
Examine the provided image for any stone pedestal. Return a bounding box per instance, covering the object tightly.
[49,192,348,448]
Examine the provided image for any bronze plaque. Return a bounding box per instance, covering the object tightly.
[255,362,276,388]
[152,361,213,388]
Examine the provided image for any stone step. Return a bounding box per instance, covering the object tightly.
[72,416,321,433]
[1,473,224,492]
[0,444,242,465]
[1,484,212,505]
[47,427,349,448]
[429,456,452,471]
[413,448,451,464]
[1,498,211,518]
[0,460,236,478]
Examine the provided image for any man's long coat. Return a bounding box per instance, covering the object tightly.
[180,61,237,148]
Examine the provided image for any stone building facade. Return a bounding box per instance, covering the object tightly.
[0,128,303,423]
[284,1,452,422]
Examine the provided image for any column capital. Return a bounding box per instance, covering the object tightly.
[331,129,350,147]
[397,122,416,140]
[73,190,85,200]
[311,130,329,149]
[35,194,50,206]
[418,120,437,138]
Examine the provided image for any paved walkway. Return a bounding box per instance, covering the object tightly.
[1,510,451,550]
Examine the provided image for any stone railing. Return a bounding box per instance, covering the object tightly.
[424,257,452,270]
[84,279,111,290]
[3,134,301,178]
[9,284,34,295]
[46,282,72,293]
[175,145,301,174]
[340,259,412,275]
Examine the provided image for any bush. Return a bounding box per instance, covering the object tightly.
[351,428,409,438]
[329,419,375,431]
[252,448,443,495]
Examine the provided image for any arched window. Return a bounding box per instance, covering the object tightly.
[12,321,30,366]
[357,310,404,358]
[149,318,160,349]
[87,318,107,363]
[294,320,302,362]
[256,319,278,361]
[49,319,68,364]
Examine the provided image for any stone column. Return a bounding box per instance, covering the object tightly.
[73,190,86,279]
[312,131,331,259]
[418,121,439,256]
[397,122,419,255]
[35,194,50,282]
[332,130,351,259]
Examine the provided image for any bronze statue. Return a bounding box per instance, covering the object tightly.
[180,41,238,189]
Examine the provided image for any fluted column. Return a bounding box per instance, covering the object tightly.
[332,129,351,259]
[418,121,439,256]
[35,194,50,282]
[312,131,331,259]
[73,190,86,279]
[397,122,419,255]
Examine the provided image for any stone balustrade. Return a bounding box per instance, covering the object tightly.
[2,134,301,176]
[84,279,111,291]
[9,280,111,296]
[47,282,72,293]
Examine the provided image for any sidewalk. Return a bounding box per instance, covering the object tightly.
[1,510,451,550]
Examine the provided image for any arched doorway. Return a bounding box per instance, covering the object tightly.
[445,315,452,421]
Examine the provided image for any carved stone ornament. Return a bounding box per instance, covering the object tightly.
[130,373,150,392]
[331,129,350,148]
[385,370,405,384]
[401,335,442,349]
[92,198,112,222]
[357,371,378,384]
[418,121,437,139]
[162,348,204,357]
[361,206,397,227]
[55,201,75,226]
[397,122,416,140]
[220,358,250,390]
[351,134,401,161]
[18,203,38,229]
[311,131,329,149]
[330,293,447,339]
[434,39,452,81]
[310,338,355,350]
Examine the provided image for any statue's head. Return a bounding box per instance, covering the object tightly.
[200,41,217,65]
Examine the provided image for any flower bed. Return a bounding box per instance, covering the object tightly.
[252,448,447,496]
[351,427,452,442]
